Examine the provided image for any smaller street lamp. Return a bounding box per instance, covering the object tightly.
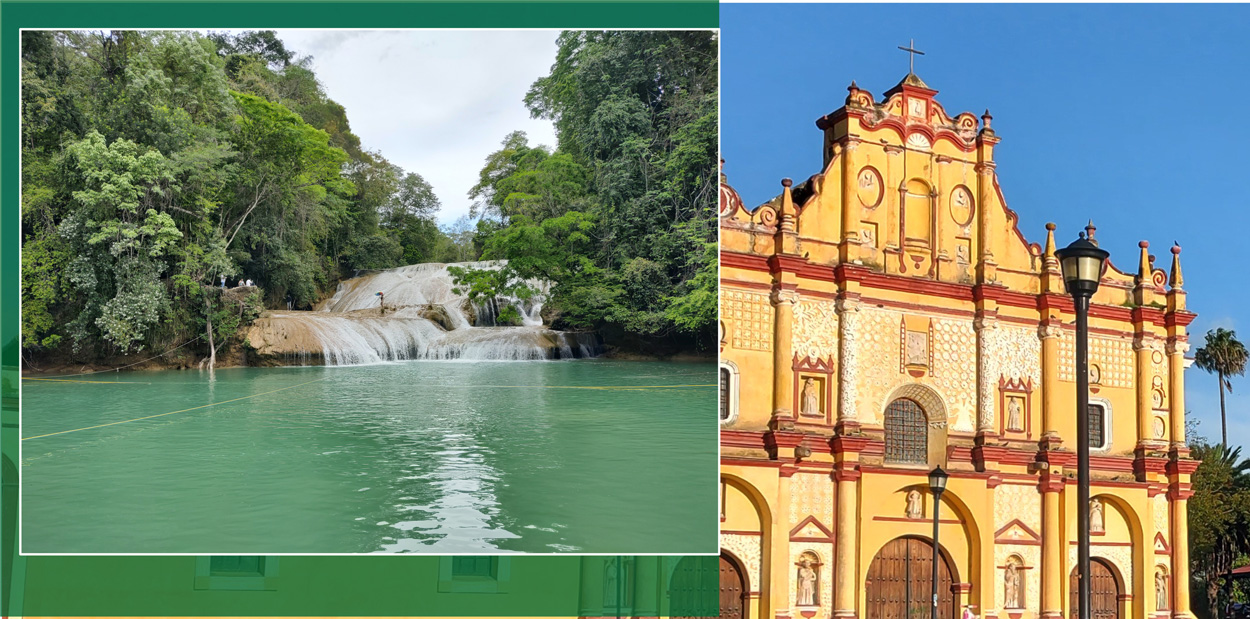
[929,466,950,619]
[1054,227,1110,619]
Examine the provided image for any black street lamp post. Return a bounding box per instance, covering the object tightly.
[1054,227,1110,619]
[929,466,949,619]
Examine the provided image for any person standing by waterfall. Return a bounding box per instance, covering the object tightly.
[375,291,385,315]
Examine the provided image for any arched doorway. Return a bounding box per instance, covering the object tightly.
[1069,559,1121,619]
[719,552,749,619]
[866,536,958,619]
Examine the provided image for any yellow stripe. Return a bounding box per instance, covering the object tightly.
[22,377,329,441]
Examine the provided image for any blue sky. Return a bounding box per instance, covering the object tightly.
[721,3,1250,450]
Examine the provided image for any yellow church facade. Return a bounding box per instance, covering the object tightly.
[717,72,1198,619]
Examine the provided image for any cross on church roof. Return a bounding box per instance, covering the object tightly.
[897,39,925,75]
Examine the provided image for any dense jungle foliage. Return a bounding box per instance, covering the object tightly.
[455,31,719,349]
[21,29,717,366]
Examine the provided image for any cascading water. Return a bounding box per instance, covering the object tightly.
[245,262,600,366]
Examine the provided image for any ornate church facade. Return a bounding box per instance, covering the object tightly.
[717,71,1197,619]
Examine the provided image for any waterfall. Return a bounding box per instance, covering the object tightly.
[247,262,598,366]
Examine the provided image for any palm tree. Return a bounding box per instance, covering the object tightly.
[1195,328,1250,448]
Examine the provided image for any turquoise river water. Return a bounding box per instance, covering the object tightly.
[20,360,717,554]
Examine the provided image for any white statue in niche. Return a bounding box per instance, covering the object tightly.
[1007,397,1023,431]
[603,560,618,607]
[1004,559,1022,608]
[1156,569,1168,610]
[906,489,923,519]
[796,555,818,606]
[800,378,821,417]
[1090,498,1105,533]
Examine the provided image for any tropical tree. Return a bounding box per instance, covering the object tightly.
[1189,441,1250,616]
[1195,328,1250,447]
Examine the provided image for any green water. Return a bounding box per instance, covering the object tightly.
[20,360,717,554]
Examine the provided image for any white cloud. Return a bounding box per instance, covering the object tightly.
[267,29,561,225]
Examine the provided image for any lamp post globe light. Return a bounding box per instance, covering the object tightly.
[929,466,949,619]
[1053,227,1109,619]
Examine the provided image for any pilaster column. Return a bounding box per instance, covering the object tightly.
[1039,321,1063,447]
[1166,338,1188,445]
[832,463,861,619]
[841,138,861,265]
[1040,469,1066,619]
[835,295,861,432]
[1134,332,1159,448]
[1168,464,1195,619]
[772,287,799,428]
[633,557,660,619]
[773,472,794,619]
[974,310,999,435]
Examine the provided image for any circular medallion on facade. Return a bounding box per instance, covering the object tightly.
[857,167,883,208]
[1154,416,1167,440]
[950,186,975,227]
[1152,350,1164,365]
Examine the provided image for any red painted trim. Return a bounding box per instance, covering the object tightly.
[994,518,1042,543]
[789,515,835,541]
[721,529,763,537]
[719,251,771,273]
[721,430,768,450]
[721,456,782,469]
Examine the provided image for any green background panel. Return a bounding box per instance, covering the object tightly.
[0,1,718,615]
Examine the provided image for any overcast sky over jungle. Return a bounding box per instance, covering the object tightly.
[722,3,1250,450]
[262,29,560,227]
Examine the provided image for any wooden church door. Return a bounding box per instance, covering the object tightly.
[865,537,956,619]
[1069,559,1120,619]
[719,553,748,619]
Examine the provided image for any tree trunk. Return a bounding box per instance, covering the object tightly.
[1220,370,1228,448]
[204,293,216,372]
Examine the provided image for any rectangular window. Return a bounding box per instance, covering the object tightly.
[194,557,278,591]
[452,556,497,580]
[438,557,511,593]
[1088,404,1105,448]
[210,556,265,577]
[719,368,731,421]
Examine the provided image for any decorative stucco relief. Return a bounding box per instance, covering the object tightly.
[1059,332,1133,387]
[930,318,978,432]
[838,299,862,420]
[993,544,1041,614]
[788,544,833,616]
[721,533,763,593]
[790,473,834,527]
[993,483,1042,534]
[723,289,774,352]
[1069,545,1133,597]
[793,298,839,362]
[1154,493,1169,542]
[856,308,907,424]
[977,322,1041,428]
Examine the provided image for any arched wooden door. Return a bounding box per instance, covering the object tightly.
[719,553,748,619]
[1069,559,1120,619]
[866,537,957,619]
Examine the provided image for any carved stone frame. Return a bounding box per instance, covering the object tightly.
[998,377,1034,440]
[794,355,835,427]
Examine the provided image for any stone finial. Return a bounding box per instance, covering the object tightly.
[981,109,993,129]
[1138,241,1151,281]
[1085,220,1098,246]
[1170,243,1184,290]
[1044,222,1057,258]
[779,178,796,234]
